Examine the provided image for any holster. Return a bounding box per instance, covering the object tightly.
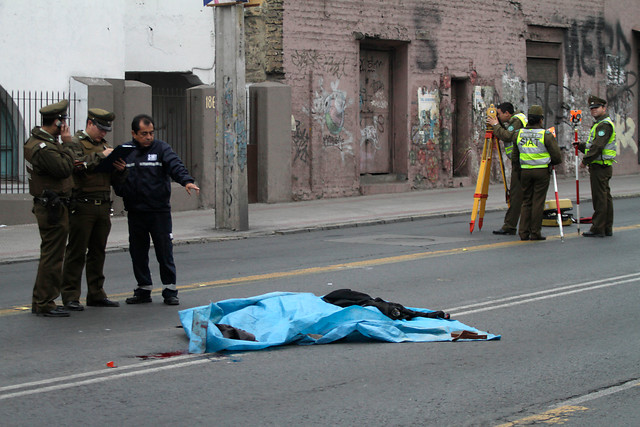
[40,190,62,225]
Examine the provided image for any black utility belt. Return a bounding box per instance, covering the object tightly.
[75,198,112,205]
[34,196,70,206]
[589,163,612,168]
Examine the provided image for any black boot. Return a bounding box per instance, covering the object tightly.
[125,288,152,304]
[162,288,179,306]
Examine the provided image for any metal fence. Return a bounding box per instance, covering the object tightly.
[1,88,191,194]
[0,90,79,194]
[152,87,192,172]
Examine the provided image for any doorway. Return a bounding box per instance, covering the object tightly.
[359,48,392,175]
[526,41,561,129]
[451,78,471,177]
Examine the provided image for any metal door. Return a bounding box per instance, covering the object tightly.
[359,49,392,174]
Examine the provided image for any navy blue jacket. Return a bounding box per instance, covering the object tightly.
[113,139,194,212]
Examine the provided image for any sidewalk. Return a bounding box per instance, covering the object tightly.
[2,174,639,264]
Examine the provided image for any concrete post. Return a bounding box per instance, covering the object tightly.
[214,4,249,230]
[187,85,216,209]
[105,78,126,145]
[111,81,152,216]
[249,82,292,203]
[70,77,114,134]
[123,80,152,134]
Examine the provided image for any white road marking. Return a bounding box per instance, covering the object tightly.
[1,272,638,402]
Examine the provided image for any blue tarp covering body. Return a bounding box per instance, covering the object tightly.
[179,292,500,353]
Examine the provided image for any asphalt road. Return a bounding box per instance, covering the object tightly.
[1,198,639,426]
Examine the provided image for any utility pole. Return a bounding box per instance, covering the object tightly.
[209,1,251,230]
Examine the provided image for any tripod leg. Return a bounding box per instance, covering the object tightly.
[470,135,491,233]
[477,136,493,230]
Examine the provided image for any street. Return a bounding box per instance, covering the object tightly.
[1,198,639,426]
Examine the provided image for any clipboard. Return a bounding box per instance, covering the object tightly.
[94,144,136,173]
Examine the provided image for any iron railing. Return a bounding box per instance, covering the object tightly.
[152,87,192,172]
[0,90,79,194]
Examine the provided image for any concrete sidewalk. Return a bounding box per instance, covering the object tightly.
[1,174,638,264]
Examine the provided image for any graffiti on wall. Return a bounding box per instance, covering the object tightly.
[566,18,632,79]
[293,119,310,164]
[412,5,441,71]
[616,115,637,154]
[409,88,440,185]
[291,50,349,79]
[565,17,637,158]
[439,96,453,176]
[501,64,525,108]
[359,115,382,152]
[308,78,354,161]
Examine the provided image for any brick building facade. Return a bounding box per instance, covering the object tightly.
[246,0,640,201]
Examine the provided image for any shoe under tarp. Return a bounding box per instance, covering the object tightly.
[179,291,500,353]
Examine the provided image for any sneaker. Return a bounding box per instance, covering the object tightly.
[162,288,180,306]
[125,288,152,304]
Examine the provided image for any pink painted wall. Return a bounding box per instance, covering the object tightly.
[281,0,640,200]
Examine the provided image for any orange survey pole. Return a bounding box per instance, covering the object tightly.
[470,104,497,233]
[570,109,582,234]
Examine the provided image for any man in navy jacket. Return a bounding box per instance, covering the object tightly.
[114,114,200,305]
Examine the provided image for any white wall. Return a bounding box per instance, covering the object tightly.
[0,0,215,93]
[125,0,216,85]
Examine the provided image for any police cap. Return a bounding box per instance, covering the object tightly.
[39,100,69,119]
[588,95,607,109]
[88,108,115,132]
[528,105,544,116]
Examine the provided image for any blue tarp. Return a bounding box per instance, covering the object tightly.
[179,292,500,353]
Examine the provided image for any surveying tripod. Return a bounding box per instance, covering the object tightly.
[470,104,509,233]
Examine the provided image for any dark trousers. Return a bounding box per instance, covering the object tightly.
[32,203,69,312]
[61,202,111,304]
[502,169,522,231]
[519,168,551,239]
[127,211,176,287]
[588,164,613,234]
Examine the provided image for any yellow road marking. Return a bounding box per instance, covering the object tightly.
[495,405,589,426]
[4,224,640,317]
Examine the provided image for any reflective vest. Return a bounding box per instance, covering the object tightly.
[586,117,616,165]
[513,113,527,127]
[504,113,528,158]
[516,129,550,169]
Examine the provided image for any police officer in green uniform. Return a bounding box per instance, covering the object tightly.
[486,102,528,235]
[24,100,75,317]
[61,109,128,310]
[511,105,562,241]
[574,95,616,237]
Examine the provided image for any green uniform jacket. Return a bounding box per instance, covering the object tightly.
[68,131,127,199]
[511,124,562,172]
[24,127,74,197]
[493,112,527,142]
